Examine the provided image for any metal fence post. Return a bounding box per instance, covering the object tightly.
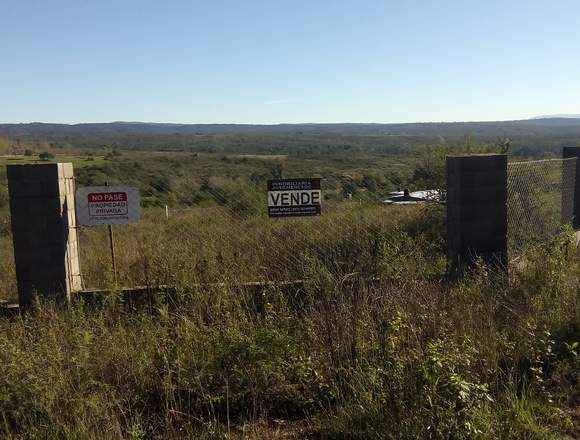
[446,154,508,275]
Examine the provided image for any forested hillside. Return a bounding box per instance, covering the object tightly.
[1,118,580,156]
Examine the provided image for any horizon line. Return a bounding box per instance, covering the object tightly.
[2,115,580,126]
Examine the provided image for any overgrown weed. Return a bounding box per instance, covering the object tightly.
[0,207,578,438]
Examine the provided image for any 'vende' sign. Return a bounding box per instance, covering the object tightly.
[76,186,140,226]
[267,178,321,217]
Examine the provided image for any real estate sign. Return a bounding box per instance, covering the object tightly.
[267,178,321,217]
[76,186,140,225]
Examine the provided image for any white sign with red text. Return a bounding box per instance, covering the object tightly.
[76,186,140,226]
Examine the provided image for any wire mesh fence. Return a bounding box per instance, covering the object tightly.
[0,168,16,300]
[76,192,438,290]
[1,152,578,298]
[507,157,577,257]
[0,158,442,300]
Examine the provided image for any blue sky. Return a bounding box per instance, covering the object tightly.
[1,0,579,124]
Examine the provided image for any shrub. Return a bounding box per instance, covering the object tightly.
[39,152,55,161]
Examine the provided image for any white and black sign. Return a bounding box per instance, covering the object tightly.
[268,178,321,217]
[76,186,140,226]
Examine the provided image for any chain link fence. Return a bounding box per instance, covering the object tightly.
[507,157,577,257]
[76,187,435,290]
[11,151,573,296]
[0,168,16,300]
[1,157,438,299]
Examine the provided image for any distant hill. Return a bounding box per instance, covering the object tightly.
[2,118,580,137]
[531,114,580,119]
[1,118,580,155]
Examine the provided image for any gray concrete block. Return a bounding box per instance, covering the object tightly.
[9,196,64,216]
[7,163,60,181]
[62,163,74,179]
[458,187,506,205]
[64,192,75,211]
[563,147,580,228]
[447,155,506,173]
[69,255,80,275]
[8,163,82,307]
[64,178,75,197]
[456,172,505,189]
[67,209,76,228]
[447,154,508,274]
[8,179,62,198]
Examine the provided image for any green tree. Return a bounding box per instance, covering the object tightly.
[412,145,448,191]
[270,164,283,179]
[39,152,55,161]
[362,175,378,192]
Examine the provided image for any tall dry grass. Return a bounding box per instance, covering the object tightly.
[0,204,578,438]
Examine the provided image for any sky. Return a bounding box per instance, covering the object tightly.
[1,0,580,124]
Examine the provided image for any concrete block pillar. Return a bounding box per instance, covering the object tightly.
[7,163,82,307]
[562,147,580,228]
[447,154,507,275]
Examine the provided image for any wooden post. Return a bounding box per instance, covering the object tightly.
[105,181,117,285]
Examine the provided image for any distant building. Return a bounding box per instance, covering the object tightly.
[384,189,440,205]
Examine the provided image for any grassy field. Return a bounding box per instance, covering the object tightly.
[0,148,413,210]
[0,143,578,438]
[0,204,578,439]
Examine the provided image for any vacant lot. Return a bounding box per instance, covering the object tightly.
[0,146,578,439]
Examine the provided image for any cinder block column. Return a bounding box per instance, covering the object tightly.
[562,147,580,228]
[7,163,82,307]
[447,154,507,275]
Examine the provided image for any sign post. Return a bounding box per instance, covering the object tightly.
[105,182,117,284]
[267,178,321,217]
[76,185,140,285]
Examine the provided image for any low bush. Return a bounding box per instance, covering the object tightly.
[0,208,578,438]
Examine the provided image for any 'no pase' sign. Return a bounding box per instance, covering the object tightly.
[76,186,140,225]
[267,178,321,217]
